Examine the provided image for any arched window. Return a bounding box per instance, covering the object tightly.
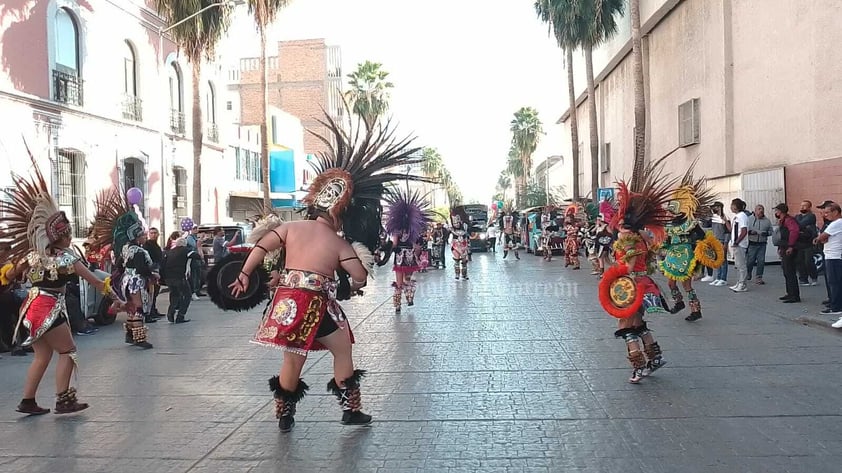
[123,41,137,96]
[168,63,184,134]
[55,8,79,72]
[53,8,82,105]
[123,157,146,214]
[122,40,141,121]
[206,81,219,142]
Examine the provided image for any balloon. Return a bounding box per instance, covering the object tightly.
[497,201,503,209]
[127,187,143,205]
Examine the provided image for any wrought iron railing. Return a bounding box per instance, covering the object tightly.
[207,123,219,143]
[122,95,143,121]
[53,69,83,106]
[170,110,185,134]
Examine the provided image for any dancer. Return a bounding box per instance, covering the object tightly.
[450,208,472,279]
[208,111,427,432]
[500,209,520,260]
[384,189,434,313]
[542,211,560,262]
[599,167,677,383]
[563,207,581,269]
[592,214,615,278]
[0,149,108,414]
[660,173,723,322]
[89,188,157,348]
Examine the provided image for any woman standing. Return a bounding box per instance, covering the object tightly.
[0,153,107,414]
[384,189,434,313]
[563,208,581,269]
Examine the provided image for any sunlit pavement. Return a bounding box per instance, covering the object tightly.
[0,252,840,473]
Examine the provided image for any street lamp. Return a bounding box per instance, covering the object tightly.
[157,0,244,238]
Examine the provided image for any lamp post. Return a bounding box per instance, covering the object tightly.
[157,0,242,238]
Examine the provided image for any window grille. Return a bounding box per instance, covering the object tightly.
[173,168,187,218]
[55,150,87,237]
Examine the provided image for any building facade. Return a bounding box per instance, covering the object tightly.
[228,38,343,157]
[0,0,233,239]
[555,0,842,213]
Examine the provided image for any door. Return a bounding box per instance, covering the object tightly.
[741,168,785,263]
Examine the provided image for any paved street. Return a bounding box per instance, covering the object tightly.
[0,252,840,473]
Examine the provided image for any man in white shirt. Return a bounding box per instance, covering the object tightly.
[814,202,842,325]
[730,198,750,292]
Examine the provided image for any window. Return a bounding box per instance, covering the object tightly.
[53,8,82,105]
[678,98,701,147]
[55,150,86,237]
[206,82,216,124]
[169,63,185,134]
[122,41,142,121]
[577,142,585,195]
[123,158,145,214]
[271,116,277,144]
[173,167,187,218]
[226,101,232,111]
[601,143,611,174]
[234,147,242,179]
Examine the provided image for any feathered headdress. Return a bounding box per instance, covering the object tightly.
[88,187,130,250]
[384,188,434,243]
[303,106,433,253]
[667,159,716,220]
[0,142,72,264]
[609,158,678,243]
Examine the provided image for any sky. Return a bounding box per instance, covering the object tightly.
[220,0,566,204]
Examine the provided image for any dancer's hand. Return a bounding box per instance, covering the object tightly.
[268,270,280,289]
[229,272,250,297]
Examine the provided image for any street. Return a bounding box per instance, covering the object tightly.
[0,253,840,473]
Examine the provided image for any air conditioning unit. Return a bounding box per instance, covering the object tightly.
[678,98,701,147]
[175,196,186,209]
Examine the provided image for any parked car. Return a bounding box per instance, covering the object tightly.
[197,224,252,267]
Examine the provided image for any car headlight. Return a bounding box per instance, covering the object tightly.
[479,233,486,239]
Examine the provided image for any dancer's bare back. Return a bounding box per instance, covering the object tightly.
[274,220,367,282]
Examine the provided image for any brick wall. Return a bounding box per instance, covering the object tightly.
[235,39,334,156]
[784,156,842,227]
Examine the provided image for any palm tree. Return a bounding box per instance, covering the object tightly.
[510,107,543,207]
[535,0,581,200]
[630,0,646,189]
[246,0,292,213]
[345,61,394,128]
[155,0,231,222]
[496,170,512,202]
[506,146,525,207]
[580,0,624,195]
[421,147,443,179]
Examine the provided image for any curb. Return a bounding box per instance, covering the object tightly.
[795,315,841,333]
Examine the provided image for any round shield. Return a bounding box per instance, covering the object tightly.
[609,276,637,308]
[207,253,269,312]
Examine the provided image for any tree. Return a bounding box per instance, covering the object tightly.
[496,170,512,202]
[535,0,581,200]
[630,0,646,189]
[579,0,624,195]
[524,181,566,207]
[506,146,525,208]
[510,107,543,207]
[155,0,231,222]
[246,0,292,213]
[421,147,443,179]
[345,61,394,128]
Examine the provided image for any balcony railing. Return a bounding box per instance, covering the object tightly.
[207,123,219,143]
[53,69,83,106]
[122,95,143,121]
[170,110,185,135]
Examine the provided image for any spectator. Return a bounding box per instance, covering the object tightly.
[774,203,801,303]
[162,237,198,324]
[143,227,164,318]
[816,200,835,307]
[729,199,749,293]
[746,205,772,285]
[813,202,842,326]
[185,225,205,299]
[487,224,498,253]
[212,227,238,263]
[709,202,731,286]
[165,231,181,250]
[795,200,819,286]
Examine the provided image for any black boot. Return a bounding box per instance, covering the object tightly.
[670,301,686,314]
[327,370,372,425]
[269,376,308,432]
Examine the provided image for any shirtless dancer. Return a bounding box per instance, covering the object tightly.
[218,112,428,432]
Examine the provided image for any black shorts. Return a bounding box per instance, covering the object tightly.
[315,314,339,339]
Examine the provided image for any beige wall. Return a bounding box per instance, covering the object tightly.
[556,0,842,192]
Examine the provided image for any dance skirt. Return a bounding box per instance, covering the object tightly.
[18,288,68,346]
[451,240,469,259]
[251,270,353,356]
[660,242,697,281]
[394,248,421,273]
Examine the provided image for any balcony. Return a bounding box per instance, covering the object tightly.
[207,123,219,143]
[170,110,185,135]
[52,69,83,106]
[122,95,143,122]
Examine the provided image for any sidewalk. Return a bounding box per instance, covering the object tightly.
[0,253,839,473]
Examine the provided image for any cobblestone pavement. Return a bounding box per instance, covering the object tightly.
[0,252,840,473]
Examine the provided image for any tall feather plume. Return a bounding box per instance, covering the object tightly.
[351,241,375,278]
[610,158,678,244]
[88,187,130,249]
[0,140,56,263]
[384,187,435,243]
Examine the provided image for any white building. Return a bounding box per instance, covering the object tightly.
[0,0,234,239]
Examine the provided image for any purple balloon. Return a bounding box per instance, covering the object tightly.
[127,187,143,205]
